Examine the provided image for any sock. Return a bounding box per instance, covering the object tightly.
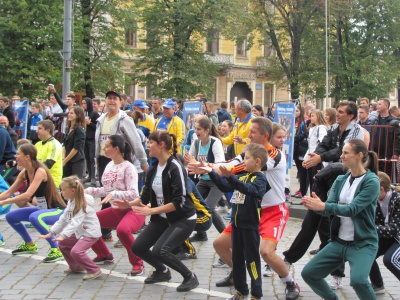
[163,268,169,273]
[280,274,294,284]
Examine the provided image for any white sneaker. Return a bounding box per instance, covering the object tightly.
[213,258,228,268]
[328,276,343,290]
[263,264,275,277]
[215,206,229,213]
[284,259,292,272]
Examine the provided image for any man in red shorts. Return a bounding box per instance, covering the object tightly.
[191,117,300,300]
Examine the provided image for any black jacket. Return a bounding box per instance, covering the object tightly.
[63,126,86,162]
[2,105,15,128]
[83,98,99,140]
[141,156,195,223]
[209,170,266,230]
[315,122,363,163]
[312,162,347,202]
[294,120,308,159]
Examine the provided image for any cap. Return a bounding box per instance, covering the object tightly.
[162,99,175,109]
[132,99,147,109]
[105,91,122,100]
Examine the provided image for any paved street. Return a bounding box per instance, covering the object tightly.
[0,201,399,300]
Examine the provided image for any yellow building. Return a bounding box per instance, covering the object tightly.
[122,27,290,109]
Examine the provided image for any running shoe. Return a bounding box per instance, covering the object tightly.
[93,253,114,265]
[263,264,275,277]
[189,233,208,242]
[176,273,199,292]
[83,269,102,280]
[130,265,144,276]
[144,268,172,284]
[113,240,124,248]
[309,248,319,255]
[216,271,234,287]
[291,190,301,197]
[328,275,343,290]
[43,248,64,263]
[223,213,232,220]
[11,242,38,255]
[64,267,85,274]
[213,258,228,268]
[285,281,300,300]
[226,291,248,300]
[175,251,197,260]
[371,283,385,295]
[102,232,114,242]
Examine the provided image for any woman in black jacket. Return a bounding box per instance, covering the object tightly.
[82,97,99,185]
[114,130,198,292]
[293,105,309,198]
[63,106,86,180]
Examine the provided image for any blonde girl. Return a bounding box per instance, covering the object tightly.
[324,108,336,128]
[40,176,102,280]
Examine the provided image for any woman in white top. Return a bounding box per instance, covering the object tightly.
[304,109,329,194]
[302,139,380,300]
[184,115,225,241]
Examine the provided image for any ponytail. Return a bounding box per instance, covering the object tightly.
[170,134,178,158]
[366,151,378,175]
[60,176,86,216]
[108,135,133,164]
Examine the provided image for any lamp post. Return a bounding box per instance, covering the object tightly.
[62,0,72,97]
[324,0,329,109]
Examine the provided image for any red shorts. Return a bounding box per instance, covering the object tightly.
[259,203,289,243]
[223,223,232,236]
[222,203,289,243]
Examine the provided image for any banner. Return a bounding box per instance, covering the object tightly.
[12,100,29,139]
[274,102,296,185]
[182,101,202,132]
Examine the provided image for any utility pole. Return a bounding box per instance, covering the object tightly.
[62,0,73,97]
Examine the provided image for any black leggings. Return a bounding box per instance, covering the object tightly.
[132,217,196,278]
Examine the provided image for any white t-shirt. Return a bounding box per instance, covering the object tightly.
[99,115,117,156]
[152,164,167,219]
[338,173,366,241]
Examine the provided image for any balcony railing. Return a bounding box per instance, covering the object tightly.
[205,53,234,65]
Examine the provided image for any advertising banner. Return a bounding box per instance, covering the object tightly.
[12,100,29,139]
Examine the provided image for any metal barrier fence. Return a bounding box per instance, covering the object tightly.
[361,124,399,183]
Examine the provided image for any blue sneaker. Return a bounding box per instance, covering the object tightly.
[0,233,4,246]
[223,213,231,220]
[0,204,12,216]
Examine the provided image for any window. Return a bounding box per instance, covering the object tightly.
[125,23,137,48]
[264,39,275,57]
[207,29,219,54]
[264,84,274,107]
[236,39,247,56]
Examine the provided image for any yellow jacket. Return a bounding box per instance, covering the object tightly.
[221,114,253,156]
[155,116,185,155]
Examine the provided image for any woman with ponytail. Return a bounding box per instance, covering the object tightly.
[302,139,380,300]
[0,144,66,262]
[183,115,225,241]
[85,134,145,276]
[114,130,199,292]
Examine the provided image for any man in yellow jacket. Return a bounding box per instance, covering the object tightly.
[155,99,185,155]
[221,99,254,156]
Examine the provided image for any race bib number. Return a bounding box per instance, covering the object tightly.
[230,191,245,204]
[156,197,164,207]
[36,197,48,210]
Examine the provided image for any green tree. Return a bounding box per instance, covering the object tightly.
[252,0,323,100]
[330,0,400,101]
[0,0,64,98]
[130,0,250,99]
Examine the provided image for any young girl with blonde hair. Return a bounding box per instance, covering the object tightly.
[40,176,102,280]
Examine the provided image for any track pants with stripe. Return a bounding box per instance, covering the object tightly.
[232,226,262,298]
[6,207,64,248]
[369,237,400,287]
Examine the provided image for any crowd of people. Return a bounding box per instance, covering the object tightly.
[0,88,400,300]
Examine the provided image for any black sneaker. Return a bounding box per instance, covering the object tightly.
[216,271,234,287]
[144,268,172,284]
[176,252,197,260]
[189,233,208,242]
[177,273,199,292]
[285,281,300,300]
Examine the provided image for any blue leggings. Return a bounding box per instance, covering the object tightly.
[6,207,64,248]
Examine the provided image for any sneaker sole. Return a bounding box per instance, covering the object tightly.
[94,260,114,265]
[130,270,145,276]
[83,271,102,280]
[43,256,64,263]
[213,264,228,268]
[263,273,275,277]
[12,250,38,255]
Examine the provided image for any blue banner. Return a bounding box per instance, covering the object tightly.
[274,103,296,182]
[182,101,202,132]
[12,100,29,139]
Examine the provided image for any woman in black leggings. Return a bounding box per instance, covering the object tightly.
[114,130,198,292]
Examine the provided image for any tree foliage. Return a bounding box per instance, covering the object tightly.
[130,0,250,99]
[0,0,64,98]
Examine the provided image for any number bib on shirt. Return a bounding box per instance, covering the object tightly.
[230,191,245,204]
[36,197,48,210]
